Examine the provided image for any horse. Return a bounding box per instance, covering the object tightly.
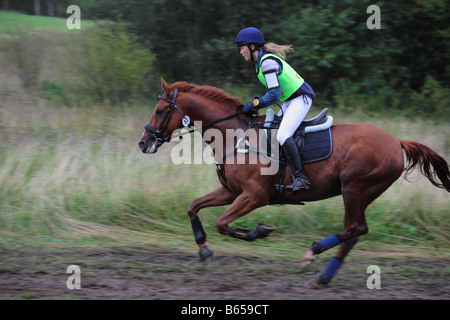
[138,78,450,287]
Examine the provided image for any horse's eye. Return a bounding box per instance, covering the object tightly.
[156,109,163,115]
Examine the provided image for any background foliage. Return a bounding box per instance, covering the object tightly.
[4,0,450,119]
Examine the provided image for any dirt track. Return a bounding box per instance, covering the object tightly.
[1,246,449,302]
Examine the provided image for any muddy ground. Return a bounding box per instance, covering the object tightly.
[0,246,449,302]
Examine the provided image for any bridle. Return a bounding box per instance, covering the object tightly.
[143,87,247,148]
[144,87,191,147]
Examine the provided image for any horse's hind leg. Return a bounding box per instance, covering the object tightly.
[303,175,400,287]
[300,188,368,263]
[302,184,370,287]
[304,237,359,289]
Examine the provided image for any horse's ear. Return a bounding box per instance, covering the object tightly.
[161,77,170,93]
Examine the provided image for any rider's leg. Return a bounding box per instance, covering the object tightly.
[277,96,312,193]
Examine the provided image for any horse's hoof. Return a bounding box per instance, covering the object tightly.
[300,248,315,267]
[303,277,320,289]
[199,245,214,263]
[255,222,276,238]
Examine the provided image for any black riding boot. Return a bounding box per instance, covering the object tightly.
[282,137,311,193]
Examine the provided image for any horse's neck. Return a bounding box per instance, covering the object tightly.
[189,100,248,133]
[185,98,254,160]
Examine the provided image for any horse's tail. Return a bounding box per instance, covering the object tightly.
[400,140,450,192]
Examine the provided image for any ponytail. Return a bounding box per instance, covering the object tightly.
[262,43,294,59]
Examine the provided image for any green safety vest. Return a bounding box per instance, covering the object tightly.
[256,53,304,101]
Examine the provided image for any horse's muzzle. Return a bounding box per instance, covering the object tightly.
[138,136,158,154]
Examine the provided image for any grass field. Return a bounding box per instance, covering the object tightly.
[1,98,449,251]
[0,10,95,33]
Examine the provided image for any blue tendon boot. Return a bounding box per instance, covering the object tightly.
[318,257,344,285]
[311,234,344,255]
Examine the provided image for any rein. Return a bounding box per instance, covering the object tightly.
[144,87,247,143]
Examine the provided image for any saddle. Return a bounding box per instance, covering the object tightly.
[264,107,330,131]
[263,108,333,165]
[237,108,334,205]
[236,108,333,164]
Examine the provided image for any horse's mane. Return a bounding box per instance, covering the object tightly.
[165,81,243,107]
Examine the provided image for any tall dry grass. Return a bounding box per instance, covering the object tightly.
[0,97,449,251]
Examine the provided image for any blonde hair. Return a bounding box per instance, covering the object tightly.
[262,43,294,59]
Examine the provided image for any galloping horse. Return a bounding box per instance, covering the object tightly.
[138,78,450,287]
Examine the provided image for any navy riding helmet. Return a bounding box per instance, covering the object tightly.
[234,27,265,47]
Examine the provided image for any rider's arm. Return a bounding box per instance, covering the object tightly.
[258,59,282,108]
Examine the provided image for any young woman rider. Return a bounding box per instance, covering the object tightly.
[235,27,316,193]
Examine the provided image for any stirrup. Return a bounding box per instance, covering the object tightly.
[285,177,311,192]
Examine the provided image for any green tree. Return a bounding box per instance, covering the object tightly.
[71,23,156,104]
[31,0,449,117]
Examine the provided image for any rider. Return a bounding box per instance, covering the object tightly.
[235,27,315,192]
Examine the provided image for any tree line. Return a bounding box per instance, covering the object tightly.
[5,0,449,118]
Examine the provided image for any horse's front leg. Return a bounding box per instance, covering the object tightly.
[187,186,236,261]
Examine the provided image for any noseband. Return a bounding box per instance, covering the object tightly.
[144,87,248,148]
[144,87,191,146]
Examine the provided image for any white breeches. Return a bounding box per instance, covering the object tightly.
[277,95,312,145]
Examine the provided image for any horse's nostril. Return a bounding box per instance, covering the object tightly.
[138,141,145,149]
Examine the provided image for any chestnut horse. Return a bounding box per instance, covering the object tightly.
[138,79,450,287]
